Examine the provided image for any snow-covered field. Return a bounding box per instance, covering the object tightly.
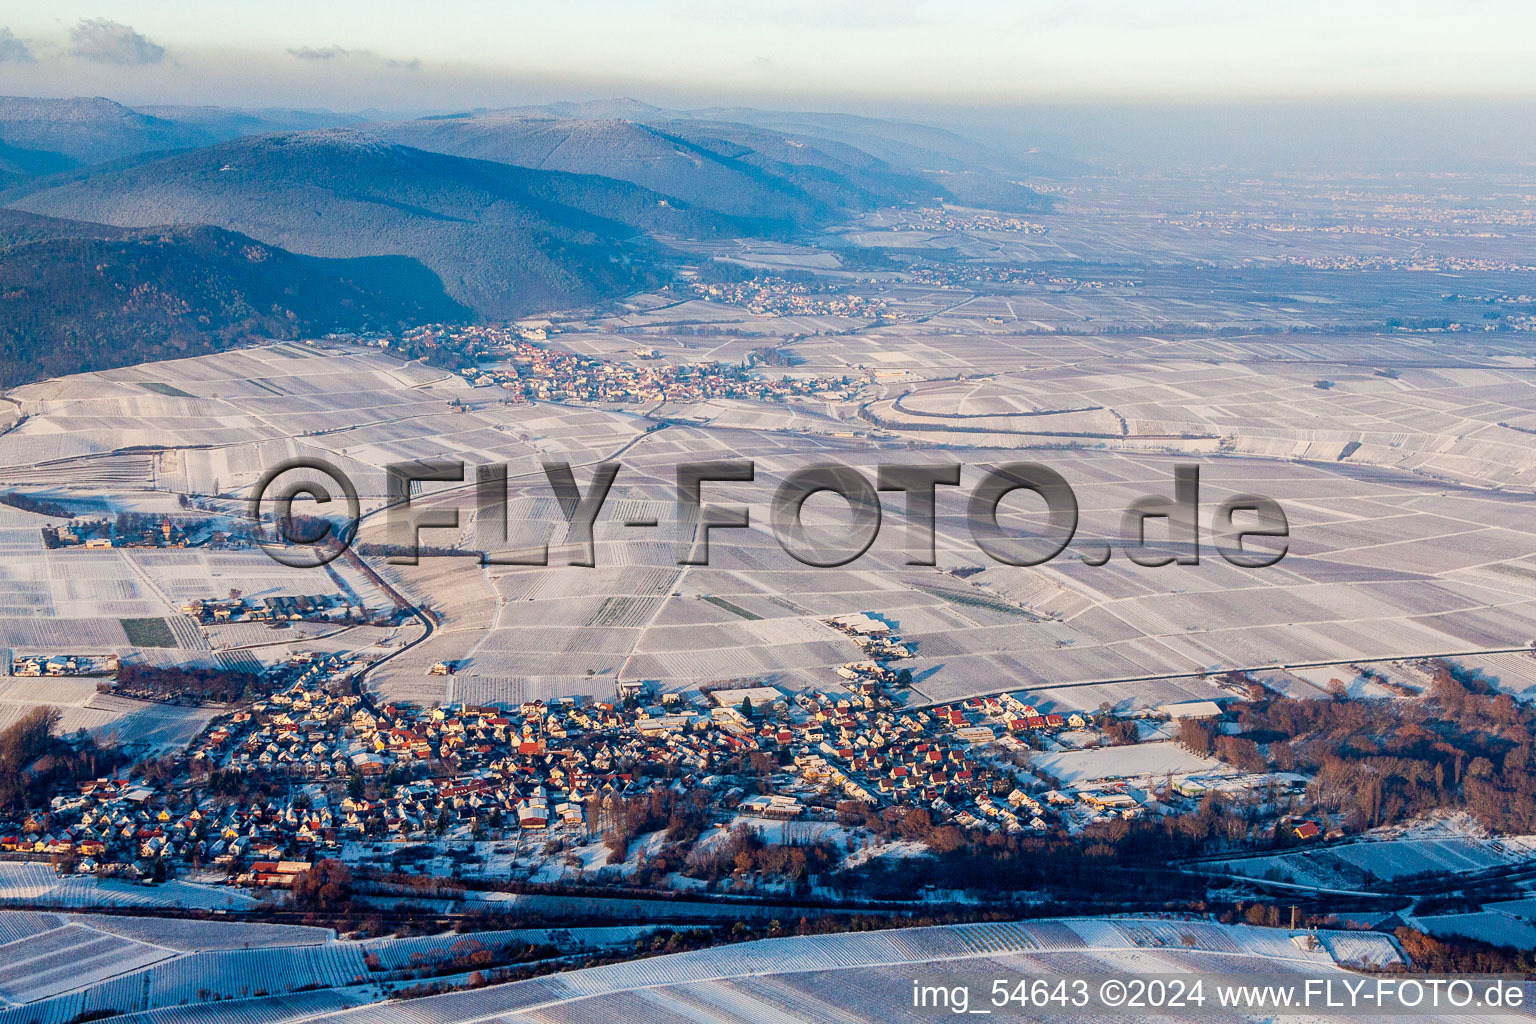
[0,911,1415,1024]
[1321,931,1409,969]
[1407,911,1536,951]
[0,911,679,1023]
[65,916,332,951]
[0,866,259,912]
[1207,828,1536,892]
[0,923,175,1004]
[127,916,1406,1024]
[15,336,1536,713]
[1029,740,1222,785]
[360,926,659,971]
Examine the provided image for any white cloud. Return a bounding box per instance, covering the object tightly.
[68,18,164,65]
[0,27,33,63]
[288,45,356,60]
[288,45,419,70]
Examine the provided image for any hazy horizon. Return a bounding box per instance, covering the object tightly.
[2,2,1534,111]
[5,2,1536,170]
[4,88,1536,170]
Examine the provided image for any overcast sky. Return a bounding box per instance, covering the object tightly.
[0,1,1532,113]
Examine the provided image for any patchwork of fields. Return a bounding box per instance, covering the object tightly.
[0,910,670,1024]
[3,337,1536,719]
[0,911,1413,1024]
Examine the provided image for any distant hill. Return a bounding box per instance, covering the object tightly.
[653,118,949,213]
[0,97,378,187]
[0,98,1067,368]
[684,108,1079,204]
[4,130,740,316]
[690,107,1015,172]
[489,99,1064,175]
[0,209,469,386]
[368,113,945,229]
[133,105,370,141]
[517,97,673,121]
[0,96,213,166]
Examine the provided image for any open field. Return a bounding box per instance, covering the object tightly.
[4,916,1404,1024]
[0,912,1413,1024]
[0,866,260,912]
[6,338,1536,716]
[2,170,1536,721]
[1029,742,1221,786]
[0,910,692,1024]
[1203,825,1536,892]
[380,438,1536,710]
[0,922,175,1005]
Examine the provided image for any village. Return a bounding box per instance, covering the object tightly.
[325,323,859,406]
[0,607,1328,895]
[685,273,897,320]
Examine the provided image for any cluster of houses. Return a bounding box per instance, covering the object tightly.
[7,616,1286,887]
[688,274,897,320]
[4,648,1075,882]
[11,653,117,677]
[905,260,1117,292]
[905,208,1049,234]
[44,515,215,550]
[825,613,913,661]
[966,693,1077,734]
[329,322,858,406]
[2,779,161,876]
[455,334,854,406]
[180,594,365,625]
[774,683,1029,829]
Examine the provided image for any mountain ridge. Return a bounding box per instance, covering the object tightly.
[3,130,744,316]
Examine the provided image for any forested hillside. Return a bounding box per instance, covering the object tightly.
[0,210,468,384]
